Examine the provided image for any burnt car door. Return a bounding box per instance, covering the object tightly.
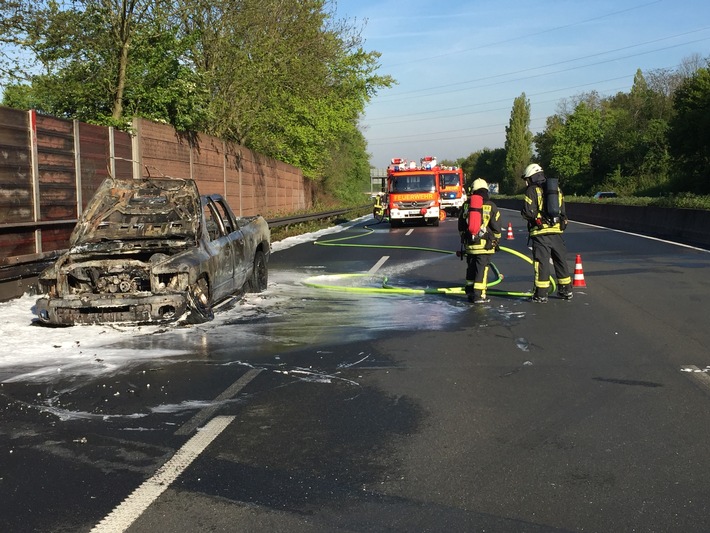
[202,195,245,301]
[211,196,247,289]
[201,197,236,301]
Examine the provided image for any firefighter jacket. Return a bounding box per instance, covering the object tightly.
[521,183,568,237]
[458,192,502,255]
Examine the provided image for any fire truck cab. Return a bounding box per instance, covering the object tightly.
[437,166,466,216]
[385,157,442,227]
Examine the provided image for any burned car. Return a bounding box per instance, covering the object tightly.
[35,176,270,326]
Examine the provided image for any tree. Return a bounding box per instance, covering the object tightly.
[548,102,602,194]
[170,0,394,180]
[668,67,710,193]
[0,0,204,128]
[503,93,533,194]
[0,0,394,202]
[461,148,506,191]
[533,114,564,177]
[319,124,370,205]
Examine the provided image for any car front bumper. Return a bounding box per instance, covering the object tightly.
[35,293,189,326]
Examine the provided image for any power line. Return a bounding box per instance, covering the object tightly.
[365,76,633,126]
[385,0,665,68]
[378,27,710,102]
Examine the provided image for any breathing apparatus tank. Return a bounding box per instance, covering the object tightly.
[467,193,484,236]
[544,177,561,221]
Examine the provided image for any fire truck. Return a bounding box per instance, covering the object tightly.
[384,157,443,227]
[437,165,466,216]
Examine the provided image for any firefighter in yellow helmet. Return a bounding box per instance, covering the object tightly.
[458,178,502,303]
[520,163,573,302]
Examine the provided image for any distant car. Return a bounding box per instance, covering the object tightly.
[594,191,617,199]
[35,176,270,326]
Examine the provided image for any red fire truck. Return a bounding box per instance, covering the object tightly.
[437,165,466,216]
[384,157,443,227]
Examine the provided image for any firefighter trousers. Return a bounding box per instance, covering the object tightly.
[530,233,572,293]
[465,253,492,298]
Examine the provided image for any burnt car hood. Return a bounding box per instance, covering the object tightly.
[69,177,201,247]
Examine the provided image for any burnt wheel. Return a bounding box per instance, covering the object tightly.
[186,276,214,323]
[248,250,268,292]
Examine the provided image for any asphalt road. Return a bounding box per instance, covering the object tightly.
[2,210,710,532]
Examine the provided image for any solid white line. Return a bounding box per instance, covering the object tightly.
[368,256,389,275]
[572,220,710,253]
[497,207,710,254]
[91,415,235,533]
[175,368,262,436]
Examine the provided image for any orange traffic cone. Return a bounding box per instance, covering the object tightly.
[506,222,514,240]
[573,254,586,287]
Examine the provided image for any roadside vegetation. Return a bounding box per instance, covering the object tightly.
[0,0,393,207]
[458,57,710,204]
[1,1,708,209]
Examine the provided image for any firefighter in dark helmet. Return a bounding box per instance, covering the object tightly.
[458,178,502,304]
[520,163,573,303]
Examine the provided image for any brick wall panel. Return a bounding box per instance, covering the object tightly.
[0,109,33,226]
[36,115,78,221]
[79,123,111,209]
[0,230,36,256]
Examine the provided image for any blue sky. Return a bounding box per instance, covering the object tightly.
[332,0,710,169]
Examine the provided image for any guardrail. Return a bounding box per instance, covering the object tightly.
[267,207,363,228]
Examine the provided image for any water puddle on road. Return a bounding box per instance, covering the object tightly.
[0,266,528,384]
[170,267,471,358]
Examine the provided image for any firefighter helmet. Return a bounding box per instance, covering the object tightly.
[471,178,488,192]
[522,163,543,179]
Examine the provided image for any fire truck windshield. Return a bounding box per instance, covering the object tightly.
[440,173,460,187]
[391,174,436,193]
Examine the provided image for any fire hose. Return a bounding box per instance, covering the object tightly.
[302,224,556,298]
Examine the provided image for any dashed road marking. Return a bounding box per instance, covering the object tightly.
[368,256,389,275]
[681,365,710,391]
[91,415,234,533]
[176,367,262,436]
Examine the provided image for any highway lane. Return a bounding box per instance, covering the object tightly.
[2,211,710,532]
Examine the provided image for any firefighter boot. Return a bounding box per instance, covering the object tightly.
[558,283,573,300]
[530,288,548,303]
[465,283,475,302]
[472,290,490,304]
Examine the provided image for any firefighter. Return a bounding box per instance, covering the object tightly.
[520,163,573,303]
[458,178,502,304]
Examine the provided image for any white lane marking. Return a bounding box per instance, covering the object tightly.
[406,229,414,236]
[91,415,235,533]
[681,365,710,373]
[681,365,710,390]
[175,367,262,436]
[368,256,389,275]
